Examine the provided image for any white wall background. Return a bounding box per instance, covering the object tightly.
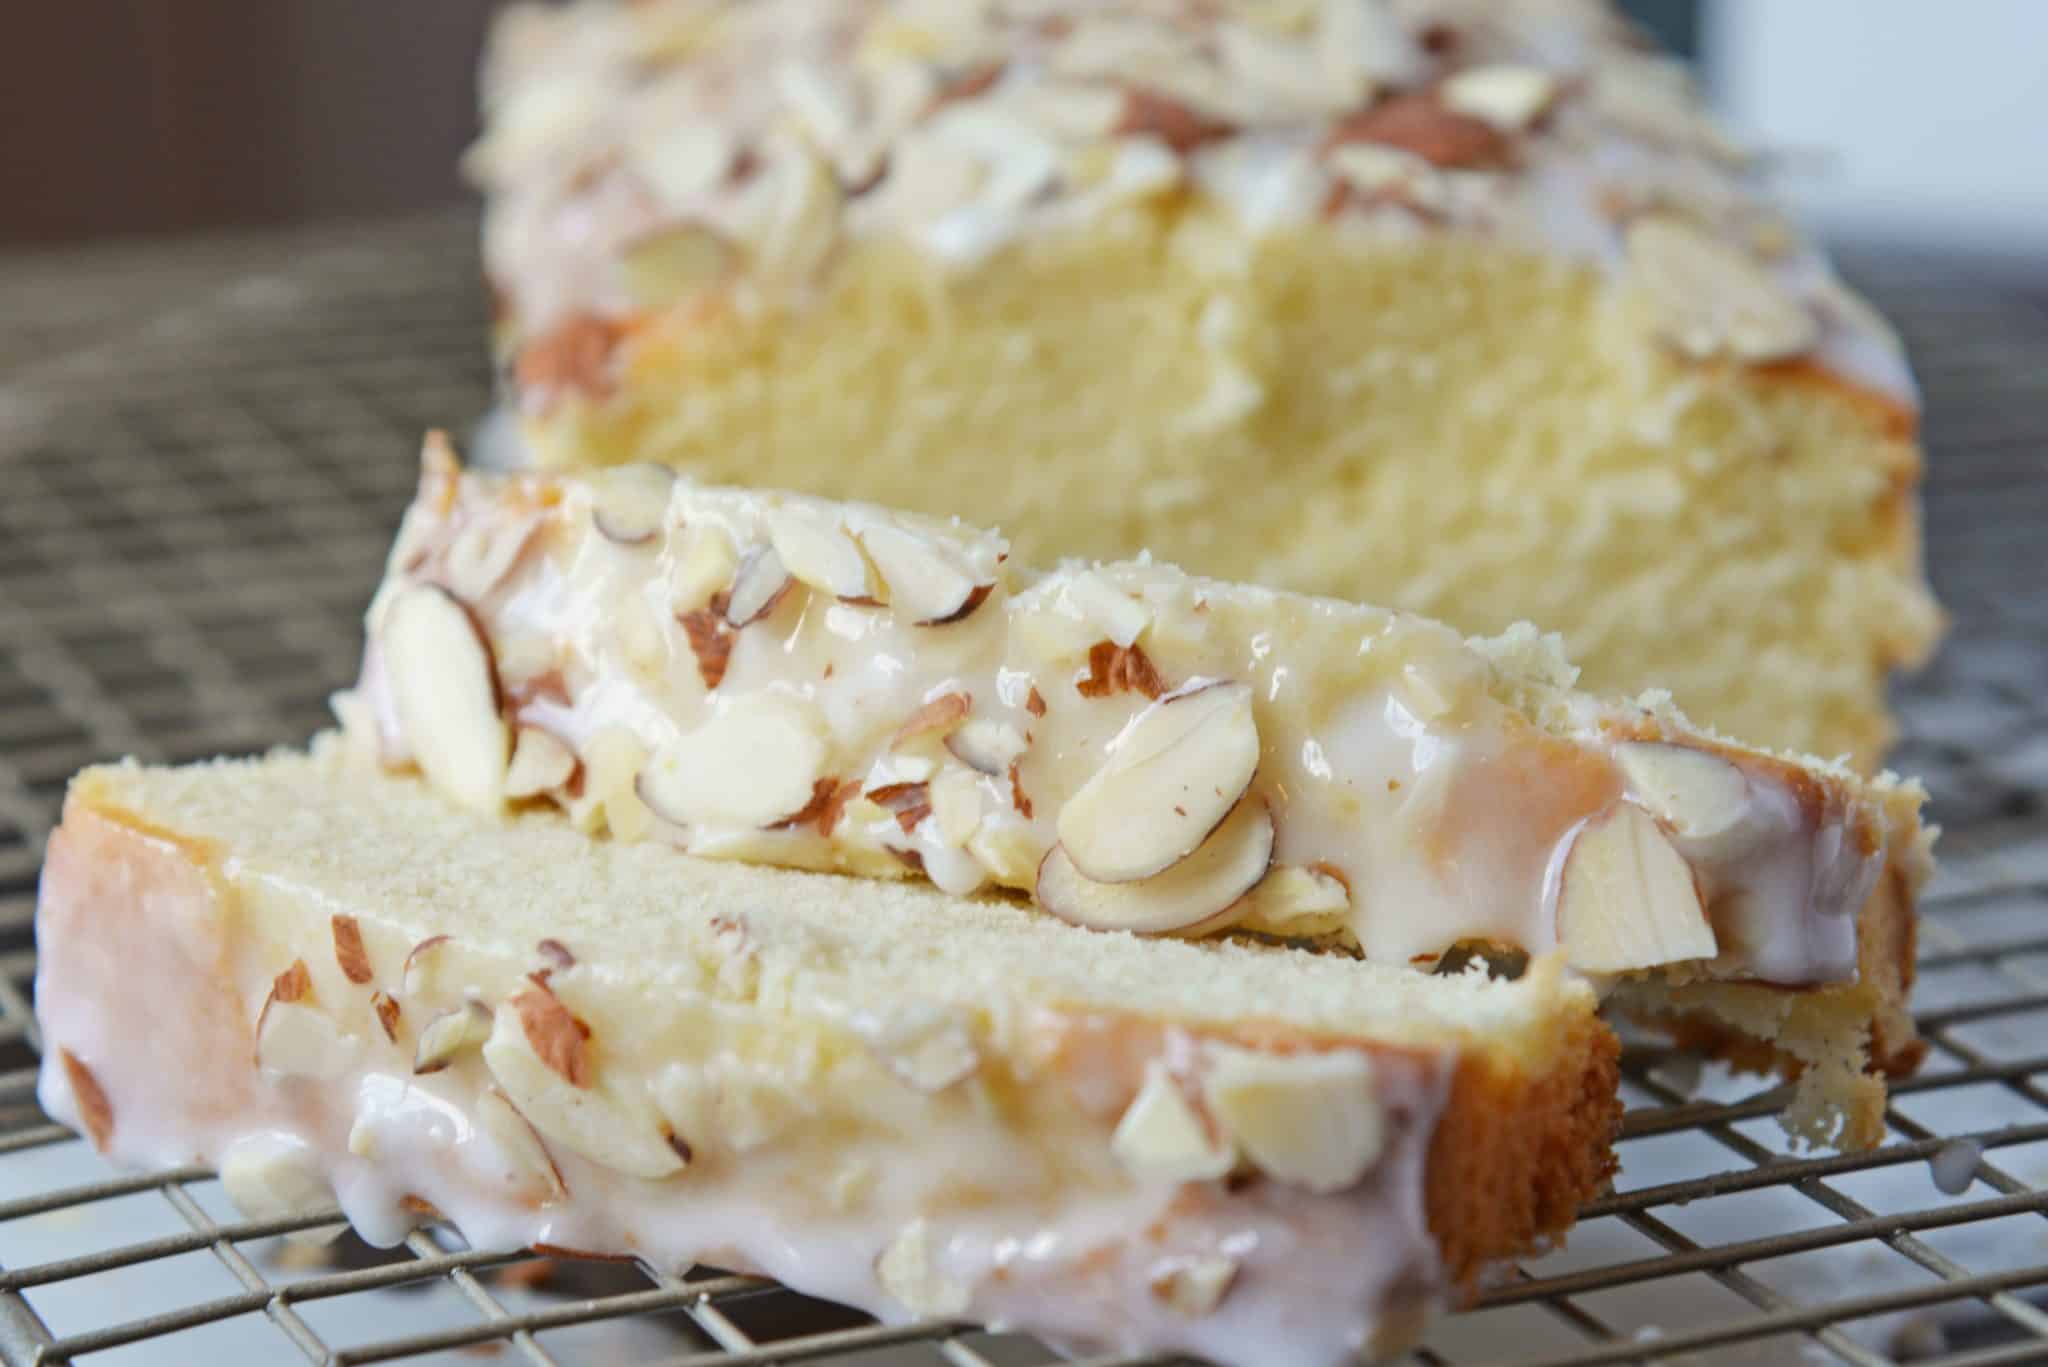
[1707,0,2048,255]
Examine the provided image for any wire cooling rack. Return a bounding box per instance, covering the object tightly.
[0,215,2044,1367]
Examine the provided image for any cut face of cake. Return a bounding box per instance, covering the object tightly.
[338,440,1931,1147]
[469,0,1941,767]
[35,745,1621,1367]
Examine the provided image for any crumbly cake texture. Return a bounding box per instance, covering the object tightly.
[341,443,1928,1148]
[470,0,1941,767]
[35,747,1618,1366]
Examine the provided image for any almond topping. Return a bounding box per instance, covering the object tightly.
[678,604,736,690]
[1025,686,1047,718]
[724,545,794,626]
[1115,87,1235,155]
[382,584,509,813]
[639,696,830,828]
[402,936,452,998]
[775,776,860,836]
[475,1086,567,1202]
[1624,215,1818,363]
[1112,1062,1234,1182]
[482,1005,686,1181]
[442,514,541,604]
[1327,92,1510,169]
[1202,1046,1385,1192]
[414,1000,493,1074]
[767,508,878,602]
[867,781,934,834]
[505,727,578,800]
[859,524,993,625]
[876,1220,970,1318]
[510,986,591,1088]
[1038,797,1272,936]
[331,915,373,985]
[1150,1255,1240,1317]
[1058,682,1261,883]
[536,939,576,971]
[1555,802,1719,974]
[945,719,1026,775]
[588,463,676,546]
[1076,641,1166,700]
[60,1050,113,1150]
[514,314,625,408]
[1613,742,1752,840]
[894,692,972,748]
[861,1004,980,1093]
[1440,64,1559,131]
[371,991,402,1042]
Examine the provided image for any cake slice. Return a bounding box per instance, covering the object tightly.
[340,438,1930,1147]
[469,0,1940,767]
[36,743,1619,1366]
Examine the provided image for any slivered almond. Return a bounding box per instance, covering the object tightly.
[588,463,675,545]
[894,692,971,747]
[1038,798,1273,935]
[402,936,452,998]
[60,1050,113,1150]
[1076,641,1166,700]
[1064,571,1151,647]
[775,776,860,836]
[724,545,793,626]
[1058,683,1261,883]
[876,1220,969,1317]
[256,999,360,1081]
[382,584,509,813]
[332,915,373,985]
[639,696,829,828]
[505,727,578,800]
[509,986,589,1088]
[1555,803,1719,973]
[1440,64,1559,131]
[867,781,933,834]
[860,524,992,625]
[1150,1255,1239,1317]
[861,1004,979,1093]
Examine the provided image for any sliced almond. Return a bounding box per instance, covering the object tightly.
[402,936,455,999]
[766,508,878,601]
[1613,743,1751,840]
[475,1086,567,1202]
[1058,683,1261,883]
[507,986,590,1088]
[875,1219,970,1318]
[1440,64,1558,131]
[218,1133,336,1226]
[1061,570,1151,647]
[724,545,794,626]
[894,692,972,748]
[1202,1046,1383,1192]
[442,514,541,604]
[1111,1062,1235,1182]
[589,463,676,545]
[640,696,829,829]
[1555,802,1719,974]
[1038,797,1273,935]
[1625,215,1819,363]
[1150,1254,1240,1317]
[413,1000,493,1074]
[860,1004,980,1093]
[482,1001,686,1180]
[669,524,740,615]
[1327,92,1510,170]
[620,223,734,308]
[929,768,985,847]
[678,606,735,691]
[1240,863,1351,930]
[505,727,578,800]
[59,1050,113,1150]
[859,523,993,625]
[331,915,373,985]
[382,584,508,813]
[944,719,1026,775]
[256,1000,360,1081]
[371,991,401,1042]
[1076,640,1167,700]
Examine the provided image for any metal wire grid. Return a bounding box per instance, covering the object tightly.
[0,216,2043,1367]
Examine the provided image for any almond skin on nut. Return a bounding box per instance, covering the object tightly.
[60,1050,114,1150]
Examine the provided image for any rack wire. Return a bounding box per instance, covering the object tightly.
[0,214,2043,1366]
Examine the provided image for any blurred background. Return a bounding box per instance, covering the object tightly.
[4,0,2045,259]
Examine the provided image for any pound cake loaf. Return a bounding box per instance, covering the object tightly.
[37,744,1619,1366]
[469,0,1941,766]
[339,438,1931,1147]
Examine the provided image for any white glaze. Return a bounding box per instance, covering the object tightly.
[352,468,1891,989]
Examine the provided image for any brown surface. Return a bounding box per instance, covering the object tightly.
[1425,1012,1622,1289]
